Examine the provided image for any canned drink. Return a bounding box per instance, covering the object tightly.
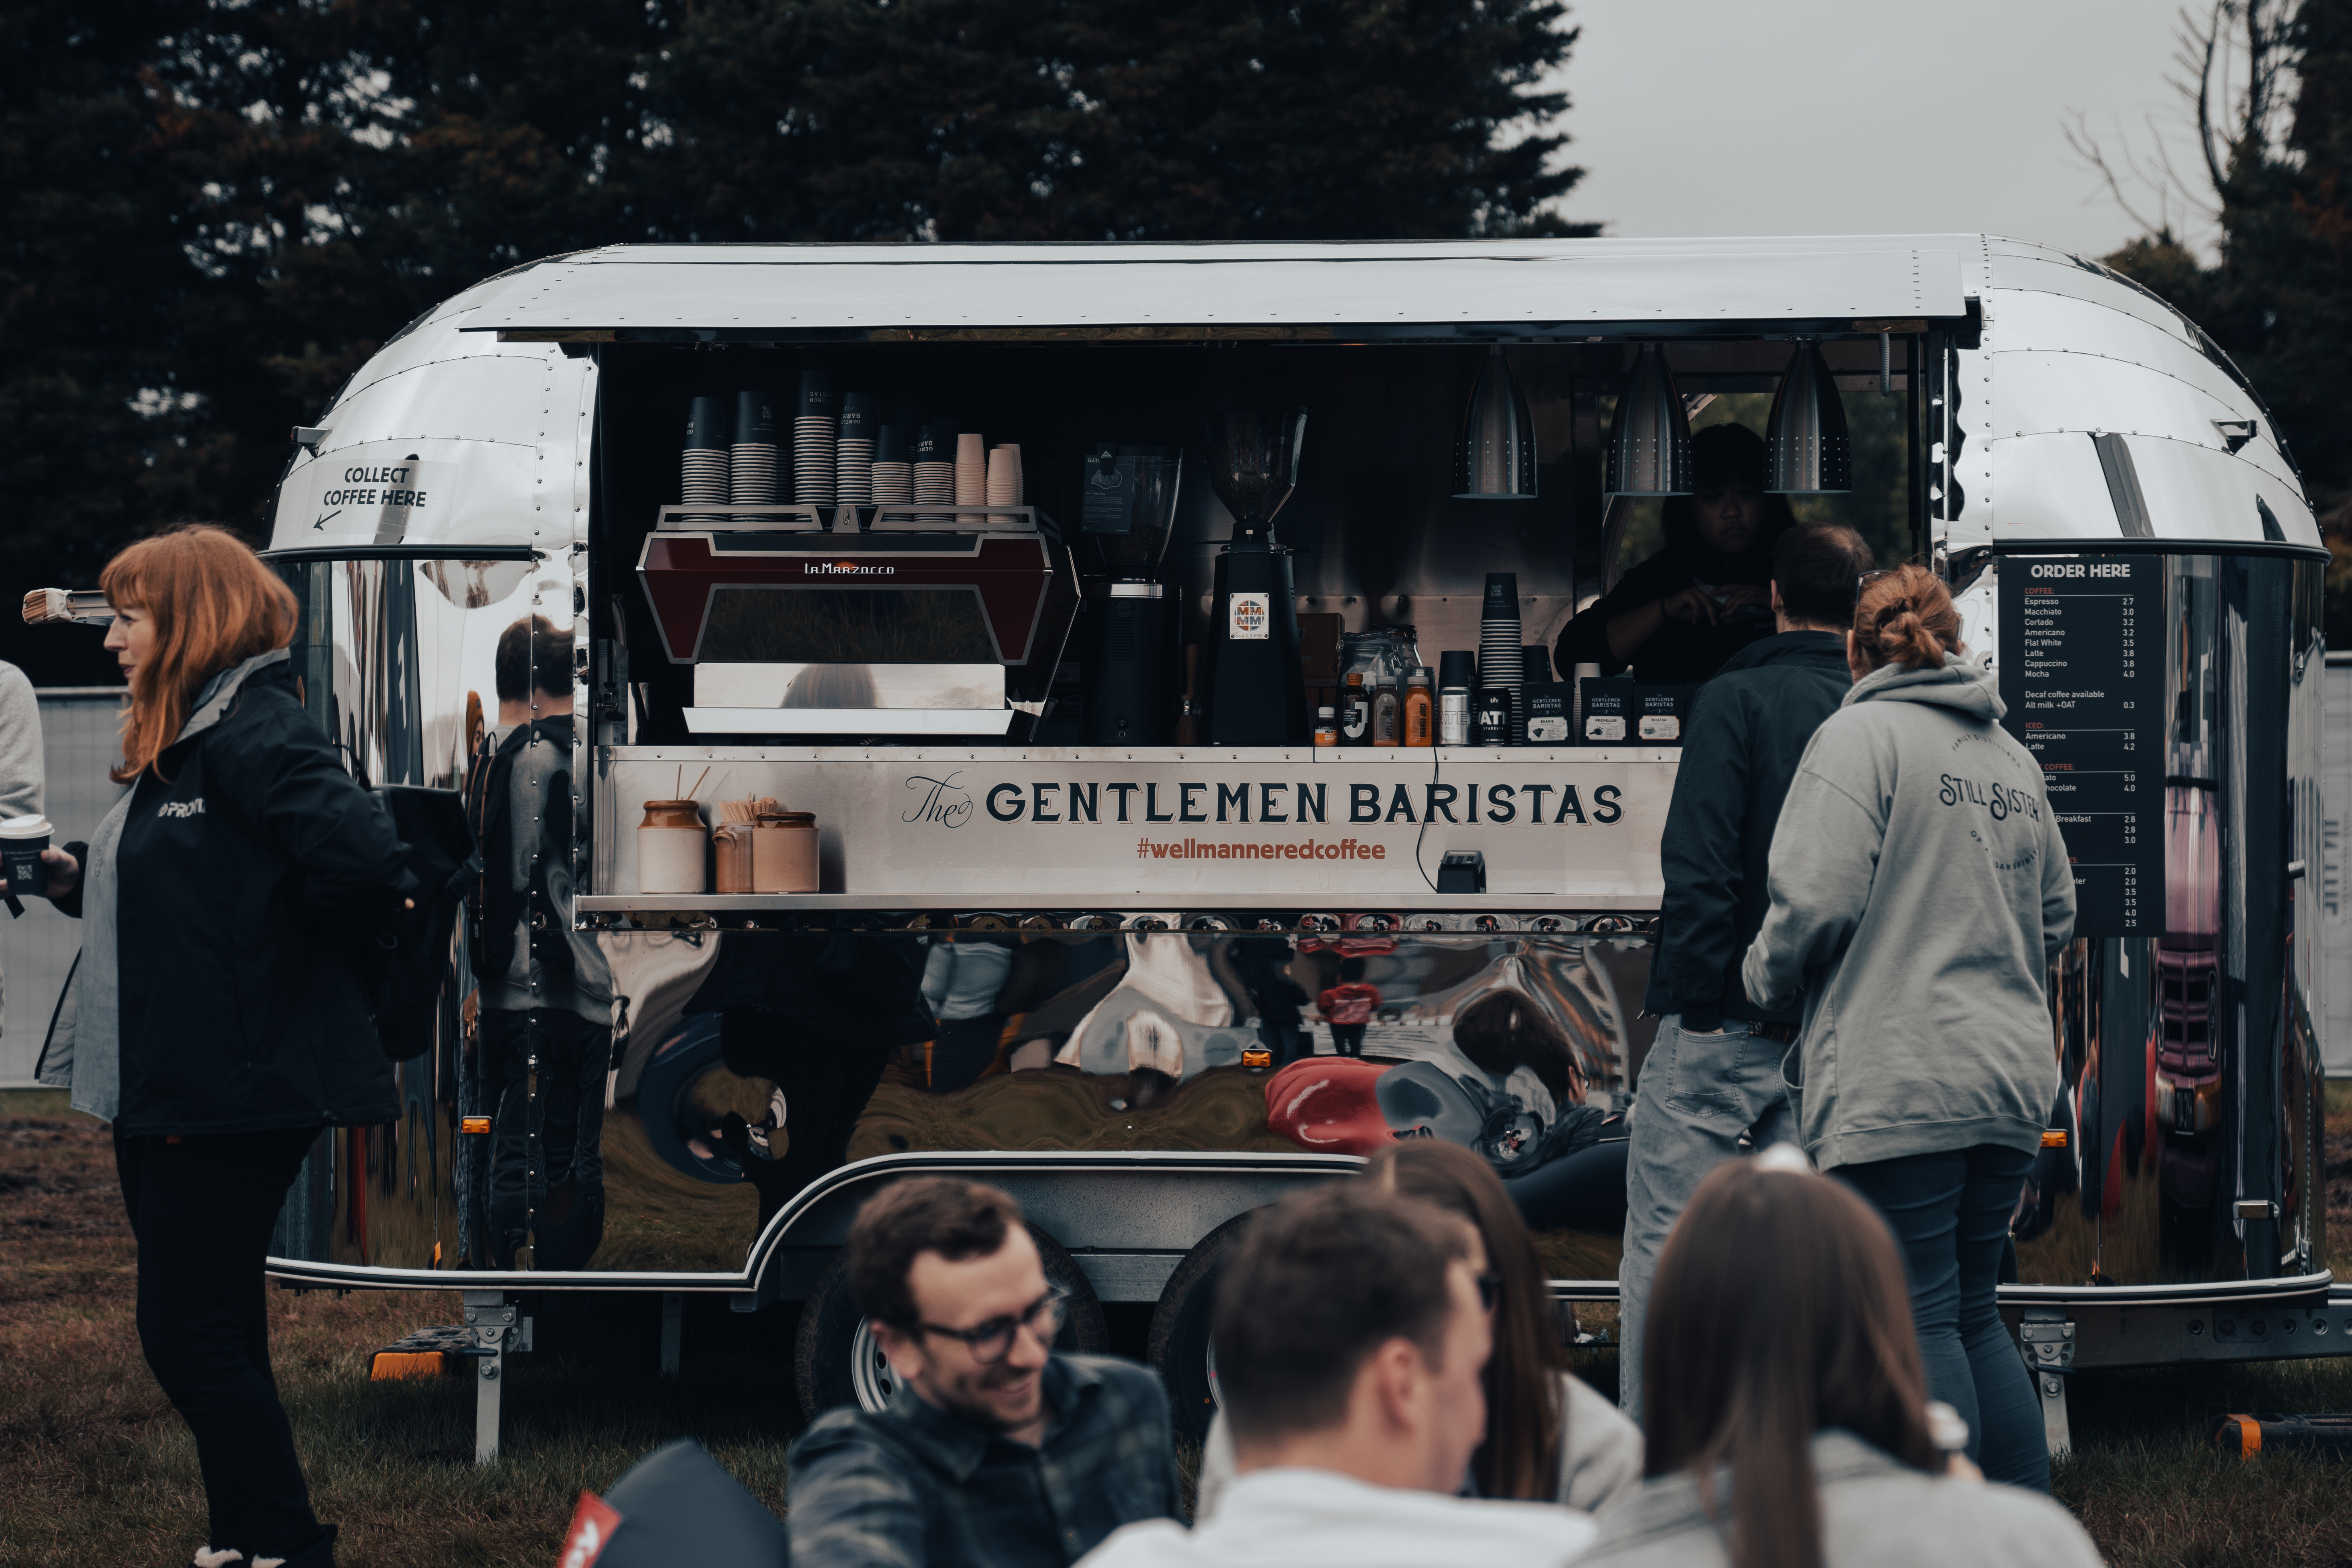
[1438,689,1471,746]
[1473,687,1513,747]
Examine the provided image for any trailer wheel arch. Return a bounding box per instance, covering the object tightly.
[793,1223,1109,1420]
[1147,1210,1257,1443]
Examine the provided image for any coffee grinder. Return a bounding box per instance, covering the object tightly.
[1079,445,1184,744]
[1204,407,1310,745]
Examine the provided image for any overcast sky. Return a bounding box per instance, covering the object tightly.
[1549,0,2217,258]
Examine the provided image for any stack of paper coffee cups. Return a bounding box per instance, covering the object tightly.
[793,370,835,510]
[954,431,989,513]
[731,390,778,515]
[682,396,731,524]
[871,412,915,507]
[837,392,879,509]
[1479,572,1525,745]
[987,444,1023,506]
[917,417,958,524]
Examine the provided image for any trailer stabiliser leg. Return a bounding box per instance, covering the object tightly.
[2017,1308,2076,1457]
[661,1292,683,1378]
[466,1291,517,1465]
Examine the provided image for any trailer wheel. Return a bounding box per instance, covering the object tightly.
[1147,1211,1254,1442]
[794,1224,1109,1420]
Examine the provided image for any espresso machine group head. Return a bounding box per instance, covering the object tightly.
[1204,406,1310,746]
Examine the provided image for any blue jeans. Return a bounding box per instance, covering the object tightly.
[1619,1015,1795,1424]
[1834,1144,2048,1491]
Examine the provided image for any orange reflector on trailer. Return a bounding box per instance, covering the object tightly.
[2040,1129,2068,1148]
[462,1116,492,1135]
[370,1350,450,1381]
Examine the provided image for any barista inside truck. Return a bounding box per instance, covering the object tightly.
[1557,423,1797,685]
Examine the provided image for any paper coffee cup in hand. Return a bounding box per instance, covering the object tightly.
[0,814,52,894]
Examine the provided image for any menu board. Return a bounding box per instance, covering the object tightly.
[1997,553,2165,937]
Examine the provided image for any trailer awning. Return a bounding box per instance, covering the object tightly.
[467,238,1971,337]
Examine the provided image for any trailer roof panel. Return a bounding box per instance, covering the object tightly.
[467,238,1971,332]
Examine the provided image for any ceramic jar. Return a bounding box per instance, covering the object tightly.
[637,799,707,893]
[751,811,819,893]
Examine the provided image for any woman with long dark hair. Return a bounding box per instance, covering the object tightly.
[1557,423,1798,685]
[1582,1161,2100,1568]
[1741,565,2075,1490]
[35,525,411,1568]
[1194,1139,1642,1517]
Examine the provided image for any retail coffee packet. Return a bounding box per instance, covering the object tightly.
[1580,677,1629,744]
[1634,684,1696,743]
[1520,681,1571,745]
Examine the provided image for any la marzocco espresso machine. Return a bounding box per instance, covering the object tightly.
[1078,446,1183,744]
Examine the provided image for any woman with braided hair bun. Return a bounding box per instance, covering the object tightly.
[1739,564,2076,1492]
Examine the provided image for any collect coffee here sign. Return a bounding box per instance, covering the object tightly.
[1996,553,2166,937]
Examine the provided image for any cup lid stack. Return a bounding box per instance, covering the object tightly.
[793,370,836,509]
[731,390,779,510]
[871,411,916,507]
[917,416,958,522]
[683,395,732,523]
[1477,572,1524,717]
[837,392,879,508]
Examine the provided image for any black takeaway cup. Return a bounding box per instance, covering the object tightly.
[0,814,51,898]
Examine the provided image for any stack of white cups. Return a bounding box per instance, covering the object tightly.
[871,412,915,507]
[917,417,957,524]
[987,444,1023,507]
[836,392,879,509]
[681,395,730,525]
[793,369,835,510]
[730,390,778,515]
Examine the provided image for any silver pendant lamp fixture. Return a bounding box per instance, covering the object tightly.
[1452,345,1539,499]
[1765,339,1851,493]
[1603,343,1693,495]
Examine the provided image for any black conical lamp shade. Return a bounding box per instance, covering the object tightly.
[1765,341,1851,493]
[1453,346,1538,499]
[1604,343,1692,495]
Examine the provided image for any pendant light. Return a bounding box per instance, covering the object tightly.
[1604,343,1692,495]
[1765,340,1851,493]
[1452,345,1538,499]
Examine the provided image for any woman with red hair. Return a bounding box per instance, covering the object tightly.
[35,525,411,1568]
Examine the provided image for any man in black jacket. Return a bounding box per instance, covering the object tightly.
[463,615,612,1270]
[1617,522,1873,1422]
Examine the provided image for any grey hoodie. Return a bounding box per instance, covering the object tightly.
[1740,651,2075,1171]
[1581,1430,2103,1568]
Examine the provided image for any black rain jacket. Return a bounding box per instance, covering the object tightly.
[53,654,415,1135]
[1644,630,1851,1029]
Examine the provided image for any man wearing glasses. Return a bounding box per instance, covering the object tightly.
[789,1178,1183,1567]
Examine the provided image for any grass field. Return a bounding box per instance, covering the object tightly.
[4,1087,2350,1568]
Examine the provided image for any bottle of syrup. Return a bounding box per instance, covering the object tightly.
[1314,706,1339,747]
[1403,668,1434,746]
[1371,679,1402,747]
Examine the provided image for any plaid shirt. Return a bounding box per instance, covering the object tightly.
[787,1354,1184,1568]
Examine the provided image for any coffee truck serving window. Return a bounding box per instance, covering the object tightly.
[247,242,2327,1427]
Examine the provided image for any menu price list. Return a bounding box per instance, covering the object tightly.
[1996,553,2164,937]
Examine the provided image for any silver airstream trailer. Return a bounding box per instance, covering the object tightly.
[250,236,2330,1455]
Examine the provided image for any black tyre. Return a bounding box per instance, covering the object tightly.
[1146,1211,1255,1442]
[793,1223,1109,1421]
